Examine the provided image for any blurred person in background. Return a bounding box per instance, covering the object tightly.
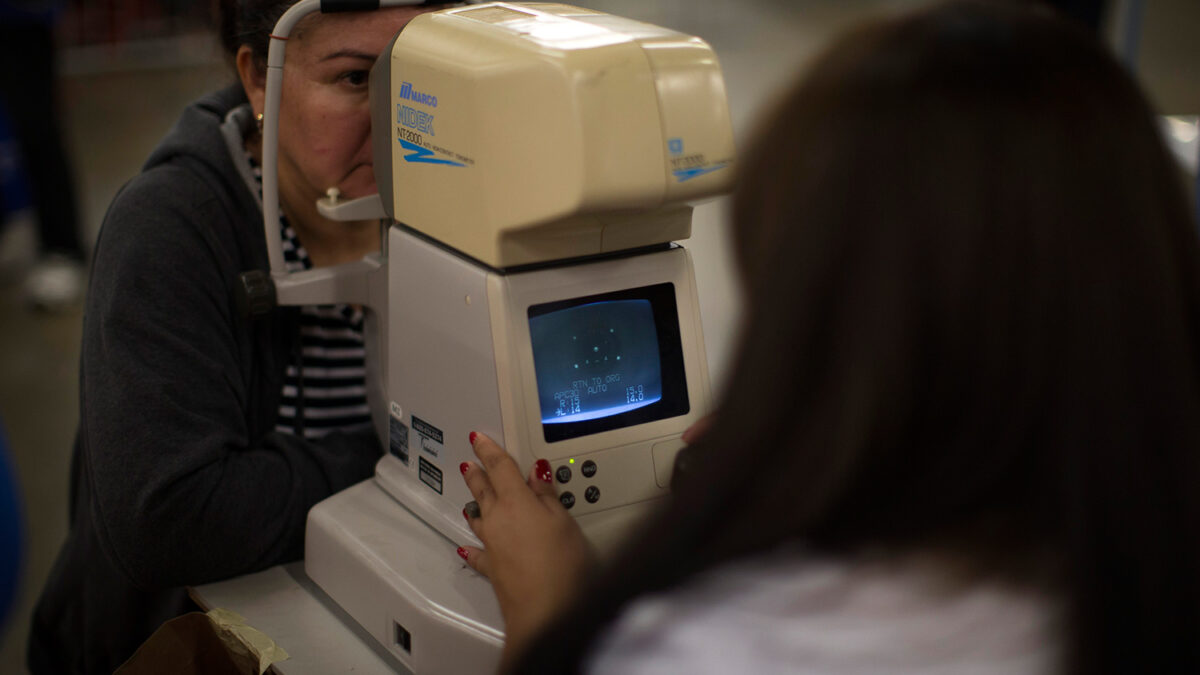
[0,0,87,311]
[457,1,1200,673]
[26,2,458,673]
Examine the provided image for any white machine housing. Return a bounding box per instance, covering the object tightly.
[278,3,736,672]
[363,2,734,552]
[377,229,711,554]
[372,2,736,268]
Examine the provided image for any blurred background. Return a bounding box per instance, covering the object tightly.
[0,0,1196,671]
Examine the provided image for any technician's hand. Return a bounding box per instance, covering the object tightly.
[682,412,716,445]
[458,432,593,669]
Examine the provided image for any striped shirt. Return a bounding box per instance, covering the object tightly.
[276,226,373,438]
[239,148,373,439]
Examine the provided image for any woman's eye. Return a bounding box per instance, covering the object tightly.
[342,70,369,87]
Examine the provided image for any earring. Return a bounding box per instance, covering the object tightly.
[255,112,264,131]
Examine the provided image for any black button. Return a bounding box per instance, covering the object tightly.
[560,492,576,509]
[556,466,572,483]
[581,460,597,478]
[585,486,600,503]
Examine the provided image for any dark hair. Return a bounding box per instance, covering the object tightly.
[515,1,1200,673]
[211,0,460,72]
[213,0,294,69]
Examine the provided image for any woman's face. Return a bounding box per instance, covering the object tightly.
[245,8,428,205]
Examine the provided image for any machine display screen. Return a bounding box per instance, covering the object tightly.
[528,283,689,442]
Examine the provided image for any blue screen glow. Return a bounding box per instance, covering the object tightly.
[529,299,663,425]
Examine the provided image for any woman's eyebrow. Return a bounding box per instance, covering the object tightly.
[320,49,378,63]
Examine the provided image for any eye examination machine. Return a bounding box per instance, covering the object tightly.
[245,2,734,672]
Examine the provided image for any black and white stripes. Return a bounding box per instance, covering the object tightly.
[275,223,373,439]
[240,144,373,439]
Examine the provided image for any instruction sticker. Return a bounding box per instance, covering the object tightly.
[390,418,410,465]
[418,457,444,495]
[412,415,444,459]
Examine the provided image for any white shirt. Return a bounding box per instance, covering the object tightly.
[587,552,1060,674]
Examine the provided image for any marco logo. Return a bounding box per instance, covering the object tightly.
[398,82,437,108]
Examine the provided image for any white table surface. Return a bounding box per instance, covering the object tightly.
[191,561,411,675]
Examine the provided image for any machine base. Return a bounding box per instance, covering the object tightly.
[305,480,504,674]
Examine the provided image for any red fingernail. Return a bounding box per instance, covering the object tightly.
[535,459,552,483]
[456,546,469,561]
[469,431,478,444]
[460,462,470,475]
[462,508,469,521]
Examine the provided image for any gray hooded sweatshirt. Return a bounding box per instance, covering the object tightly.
[28,84,381,674]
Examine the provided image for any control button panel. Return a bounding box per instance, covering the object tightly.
[545,436,682,517]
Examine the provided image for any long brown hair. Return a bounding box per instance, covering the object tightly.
[515,1,1200,672]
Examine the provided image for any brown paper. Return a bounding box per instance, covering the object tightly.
[115,609,289,675]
